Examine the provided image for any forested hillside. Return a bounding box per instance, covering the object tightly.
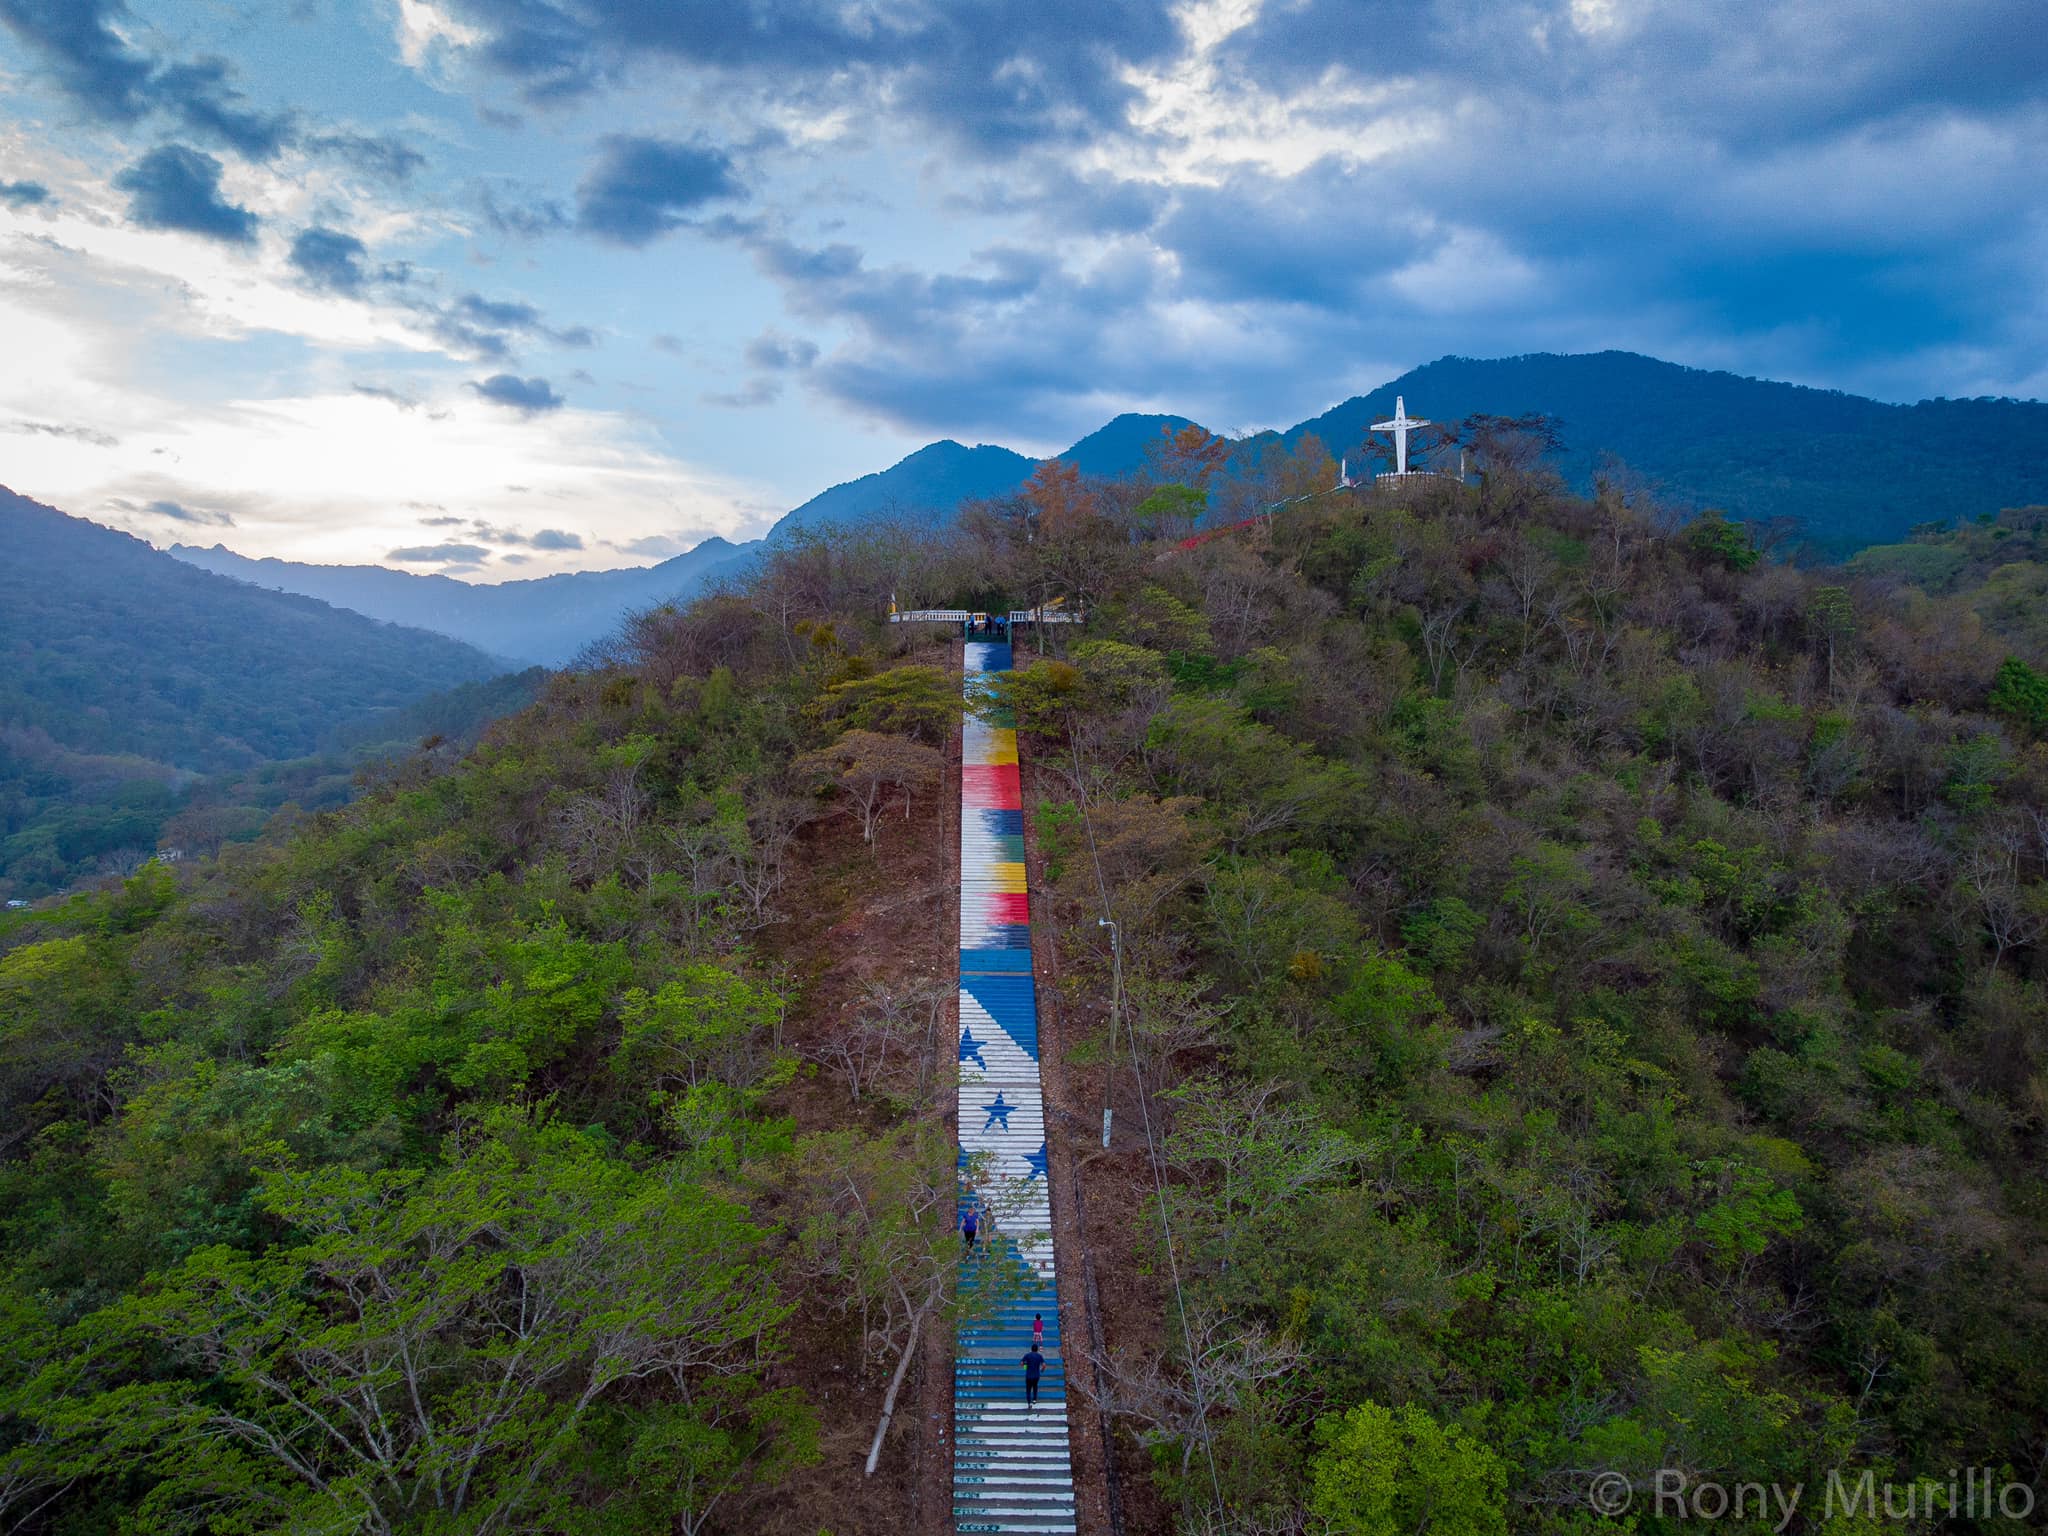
[2,437,2044,1533]
[0,489,515,898]
[1283,353,2048,550]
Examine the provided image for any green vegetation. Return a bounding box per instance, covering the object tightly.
[4,450,2046,1533]
[0,490,519,898]
[971,456,2046,1531]
[0,532,1021,1531]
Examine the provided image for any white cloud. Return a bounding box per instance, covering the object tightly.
[1386,225,1543,313]
[0,232,770,578]
[393,0,484,70]
[58,389,769,577]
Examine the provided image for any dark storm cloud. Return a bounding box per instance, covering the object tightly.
[1206,0,2048,153]
[151,58,294,159]
[730,227,1184,438]
[443,0,1179,155]
[113,145,257,243]
[671,0,2042,425]
[468,374,564,413]
[0,178,52,208]
[289,226,370,293]
[0,0,294,158]
[0,0,156,123]
[574,135,743,245]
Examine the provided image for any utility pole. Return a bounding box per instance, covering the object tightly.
[1097,917,1122,1148]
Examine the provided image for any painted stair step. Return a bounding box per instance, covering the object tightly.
[955,1445,1075,1458]
[955,1502,1080,1517]
[956,1465,1074,1479]
[955,1480,1078,1495]
[953,1458,1076,1473]
[954,1416,1069,1428]
[954,1493,1080,1508]
[950,1400,1073,1417]
[953,1510,1079,1525]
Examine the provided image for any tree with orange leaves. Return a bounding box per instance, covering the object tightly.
[1148,423,1232,488]
[1022,457,1100,538]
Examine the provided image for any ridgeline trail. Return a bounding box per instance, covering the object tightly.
[952,636,1080,1533]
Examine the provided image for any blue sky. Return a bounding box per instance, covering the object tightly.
[2,0,2043,579]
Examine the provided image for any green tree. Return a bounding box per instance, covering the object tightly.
[1988,655,2048,733]
[816,665,961,744]
[41,1116,789,1536]
[1683,511,1759,571]
[793,729,943,845]
[1308,1400,1509,1536]
[1132,483,1207,540]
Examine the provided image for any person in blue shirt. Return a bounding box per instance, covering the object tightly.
[1021,1344,1045,1407]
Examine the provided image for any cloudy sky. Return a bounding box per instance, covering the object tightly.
[2,0,2043,579]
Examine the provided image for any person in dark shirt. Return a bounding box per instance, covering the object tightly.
[1021,1344,1045,1407]
[960,1204,979,1253]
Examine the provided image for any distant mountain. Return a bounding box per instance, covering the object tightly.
[167,436,1110,665]
[764,439,1037,538]
[173,535,754,667]
[1056,413,1195,478]
[0,487,509,895]
[168,444,1043,666]
[165,353,2048,669]
[1280,352,2048,548]
[2,488,499,773]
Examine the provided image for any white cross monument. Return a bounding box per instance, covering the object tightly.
[1371,395,1430,476]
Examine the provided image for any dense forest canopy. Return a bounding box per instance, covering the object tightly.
[2,433,2045,1533]
[0,489,529,899]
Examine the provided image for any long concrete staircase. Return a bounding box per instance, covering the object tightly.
[954,639,1078,1534]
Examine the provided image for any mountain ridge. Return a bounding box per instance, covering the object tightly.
[162,350,2048,663]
